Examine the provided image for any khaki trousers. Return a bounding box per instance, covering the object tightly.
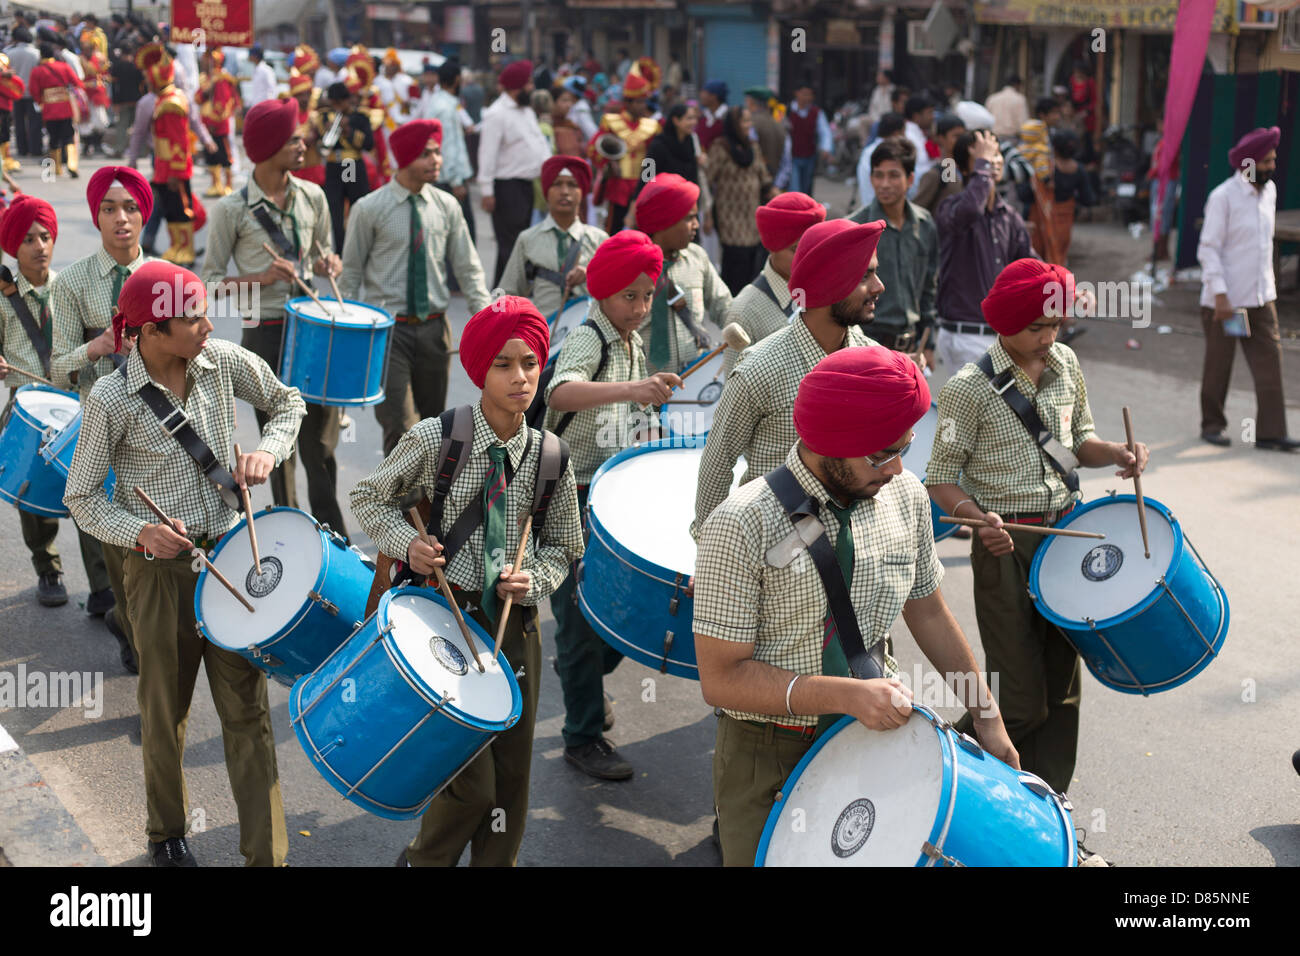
[375,319,452,457]
[713,714,813,867]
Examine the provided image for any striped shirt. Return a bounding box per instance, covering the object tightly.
[497,214,608,319]
[694,444,942,726]
[646,242,733,375]
[721,258,792,375]
[926,339,1096,514]
[0,269,57,387]
[50,247,151,399]
[350,402,584,606]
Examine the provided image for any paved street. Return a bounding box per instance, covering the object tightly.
[1,158,1298,867]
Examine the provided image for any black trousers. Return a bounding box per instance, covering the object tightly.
[45,117,75,150]
[324,161,370,254]
[0,109,11,145]
[15,97,40,155]
[151,180,194,223]
[720,243,764,296]
[204,135,231,167]
[490,177,534,288]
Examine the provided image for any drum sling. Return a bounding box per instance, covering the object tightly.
[653,273,713,354]
[240,185,298,259]
[523,239,583,291]
[750,272,795,322]
[976,352,1080,494]
[533,318,611,437]
[0,266,51,377]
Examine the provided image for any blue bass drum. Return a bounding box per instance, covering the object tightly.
[281,296,394,406]
[39,406,117,499]
[547,296,591,365]
[1028,494,1228,695]
[904,401,956,543]
[755,707,1077,867]
[0,384,80,516]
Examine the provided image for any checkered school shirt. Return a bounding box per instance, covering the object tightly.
[50,247,151,399]
[721,258,793,376]
[692,318,879,537]
[350,402,584,606]
[496,214,608,319]
[64,338,305,550]
[0,269,58,387]
[925,339,1096,515]
[693,444,943,727]
[647,241,733,375]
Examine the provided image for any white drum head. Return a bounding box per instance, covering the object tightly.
[663,351,725,435]
[294,299,389,326]
[200,510,325,646]
[386,591,515,722]
[548,298,590,361]
[18,390,79,431]
[1035,500,1175,622]
[763,715,943,866]
[903,403,940,481]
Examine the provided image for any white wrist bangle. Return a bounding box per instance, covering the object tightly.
[785,674,801,717]
[954,498,977,517]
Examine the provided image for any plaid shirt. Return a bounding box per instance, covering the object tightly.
[544,300,656,484]
[50,247,151,399]
[0,269,57,387]
[497,215,608,319]
[926,339,1096,514]
[647,242,733,375]
[201,174,333,321]
[721,258,792,376]
[694,444,943,727]
[692,319,879,537]
[339,179,491,317]
[350,402,584,606]
[64,339,306,550]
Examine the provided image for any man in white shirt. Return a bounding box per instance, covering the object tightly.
[477,59,551,286]
[247,45,276,108]
[425,59,476,251]
[985,76,1029,141]
[903,93,935,187]
[1197,126,1295,451]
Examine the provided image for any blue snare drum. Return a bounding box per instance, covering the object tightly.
[281,296,394,406]
[39,406,117,500]
[290,586,522,820]
[905,401,956,543]
[661,349,725,440]
[756,706,1077,867]
[578,438,743,680]
[196,507,376,686]
[1029,494,1229,695]
[0,384,80,517]
[547,296,590,365]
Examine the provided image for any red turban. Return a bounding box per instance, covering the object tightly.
[0,195,57,258]
[460,296,550,389]
[981,258,1076,336]
[112,261,207,353]
[244,99,302,163]
[755,191,825,252]
[788,219,886,309]
[621,73,651,100]
[390,119,443,168]
[635,173,699,235]
[541,155,592,199]
[87,166,153,224]
[586,230,664,299]
[1229,126,1280,172]
[794,347,931,458]
[499,60,533,92]
[288,71,313,96]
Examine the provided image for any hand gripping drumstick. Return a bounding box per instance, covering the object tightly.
[492,513,533,662]
[408,507,486,673]
[639,322,752,414]
[1122,406,1151,559]
[0,356,57,387]
[232,444,262,573]
[261,241,340,319]
[133,486,256,613]
[938,516,1106,540]
[313,240,348,314]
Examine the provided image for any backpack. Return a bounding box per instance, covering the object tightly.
[524,318,611,436]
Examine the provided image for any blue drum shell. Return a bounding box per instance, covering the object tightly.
[281,296,394,407]
[0,384,79,517]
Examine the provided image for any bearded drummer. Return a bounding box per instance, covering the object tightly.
[926,258,1148,800]
[694,346,1017,866]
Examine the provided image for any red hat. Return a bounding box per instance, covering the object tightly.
[112,261,207,353]
[87,166,153,225]
[981,258,1077,336]
[621,72,651,100]
[755,191,826,252]
[541,155,592,199]
[793,346,931,458]
[135,42,173,89]
[0,195,57,258]
[499,60,533,92]
[292,44,321,76]
[459,296,550,389]
[1228,126,1280,172]
[586,230,664,299]
[390,119,443,168]
[244,99,301,163]
[788,219,886,309]
[635,173,699,236]
[288,70,313,96]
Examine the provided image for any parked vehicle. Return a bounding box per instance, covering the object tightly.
[1100,124,1150,225]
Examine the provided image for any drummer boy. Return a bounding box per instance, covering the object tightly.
[497,156,608,319]
[350,296,583,867]
[926,258,1148,797]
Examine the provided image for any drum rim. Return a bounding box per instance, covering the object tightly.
[0,391,74,516]
[286,295,395,328]
[546,294,590,326]
[9,382,80,429]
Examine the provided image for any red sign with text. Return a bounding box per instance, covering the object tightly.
[171,0,255,48]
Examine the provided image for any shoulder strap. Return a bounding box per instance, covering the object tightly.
[750,272,783,311]
[524,237,585,290]
[134,379,244,513]
[528,429,570,539]
[0,266,51,376]
[426,404,476,549]
[975,352,1080,494]
[551,319,611,439]
[242,185,297,259]
[763,465,883,681]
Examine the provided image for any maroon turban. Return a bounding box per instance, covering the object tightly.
[391,119,443,168]
[585,230,663,299]
[112,261,207,353]
[755,191,825,252]
[541,155,592,200]
[499,60,533,92]
[87,166,153,225]
[0,195,57,258]
[1228,126,1280,172]
[635,173,699,235]
[788,218,886,309]
[794,347,931,458]
[460,296,550,388]
[244,98,302,163]
[981,258,1076,336]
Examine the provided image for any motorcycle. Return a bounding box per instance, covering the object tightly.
[1100,125,1150,225]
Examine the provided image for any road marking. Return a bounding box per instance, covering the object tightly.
[0,721,17,754]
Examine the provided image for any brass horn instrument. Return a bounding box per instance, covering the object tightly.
[595,132,628,162]
[320,111,345,151]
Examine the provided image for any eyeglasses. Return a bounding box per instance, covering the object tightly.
[865,436,914,469]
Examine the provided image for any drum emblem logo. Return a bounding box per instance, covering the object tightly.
[246,556,283,597]
[1082,545,1123,582]
[430,636,469,676]
[697,381,723,406]
[831,798,876,858]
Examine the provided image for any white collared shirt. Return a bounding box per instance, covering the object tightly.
[476,93,551,195]
[1198,172,1277,308]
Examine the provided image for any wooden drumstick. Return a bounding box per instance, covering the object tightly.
[133,486,255,613]
[313,240,347,312]
[492,514,533,661]
[938,516,1106,540]
[408,507,485,673]
[1121,406,1150,559]
[233,443,261,573]
[261,241,338,318]
[0,357,56,387]
[676,322,751,386]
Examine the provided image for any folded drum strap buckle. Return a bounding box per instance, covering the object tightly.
[159,407,189,436]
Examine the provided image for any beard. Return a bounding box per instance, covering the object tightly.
[823,457,882,502]
[513,88,530,106]
[831,294,874,328]
[1253,169,1273,187]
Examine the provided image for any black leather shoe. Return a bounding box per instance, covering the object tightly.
[85,587,115,617]
[37,572,68,607]
[150,837,198,867]
[565,738,633,781]
[1201,431,1231,447]
[1256,436,1300,452]
[106,609,138,674]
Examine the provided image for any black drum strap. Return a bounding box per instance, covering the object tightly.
[550,319,610,439]
[241,185,298,259]
[1,266,51,376]
[976,352,1080,494]
[524,239,584,290]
